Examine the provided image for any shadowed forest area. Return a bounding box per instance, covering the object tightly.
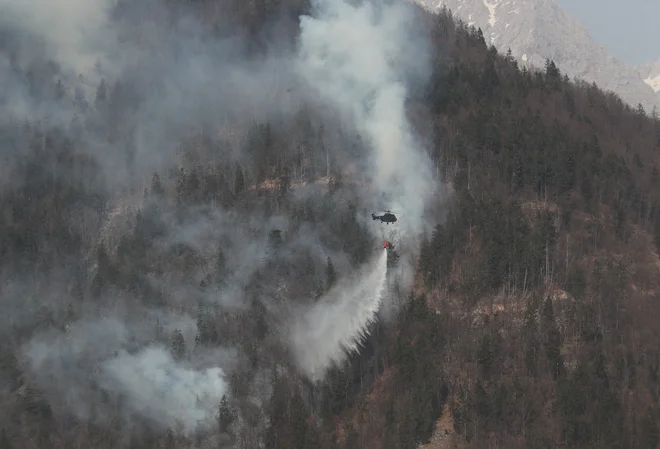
[1,0,660,449]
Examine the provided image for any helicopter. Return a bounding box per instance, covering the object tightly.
[371,210,398,224]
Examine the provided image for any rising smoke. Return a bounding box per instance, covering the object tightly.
[0,0,116,128]
[99,347,229,433]
[24,315,235,434]
[0,0,439,439]
[286,0,441,372]
[296,0,437,240]
[0,0,114,74]
[294,0,439,327]
[291,0,438,336]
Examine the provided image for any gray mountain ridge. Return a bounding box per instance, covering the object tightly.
[414,0,660,113]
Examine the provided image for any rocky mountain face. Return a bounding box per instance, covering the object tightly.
[415,0,660,113]
[637,60,660,94]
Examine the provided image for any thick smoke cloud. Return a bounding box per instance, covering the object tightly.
[2,0,441,438]
[296,0,437,240]
[0,0,306,186]
[1,0,302,436]
[99,347,228,434]
[0,0,115,78]
[23,314,235,435]
[286,0,439,362]
[0,0,116,134]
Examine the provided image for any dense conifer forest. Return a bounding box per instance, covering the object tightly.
[2,0,660,448]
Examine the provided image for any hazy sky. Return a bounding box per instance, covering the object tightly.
[555,0,660,66]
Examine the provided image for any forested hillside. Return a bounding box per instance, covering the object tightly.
[1,1,660,449]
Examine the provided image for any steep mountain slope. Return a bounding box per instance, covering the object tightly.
[415,0,660,112]
[329,10,660,448]
[3,0,660,448]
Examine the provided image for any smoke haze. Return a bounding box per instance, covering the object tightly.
[99,347,228,434]
[22,313,235,434]
[0,0,115,78]
[0,0,440,439]
[292,0,440,330]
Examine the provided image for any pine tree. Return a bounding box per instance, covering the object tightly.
[95,78,107,109]
[150,172,164,196]
[171,329,186,361]
[325,257,337,290]
[54,79,65,100]
[154,318,164,343]
[544,59,561,90]
[268,230,283,250]
[476,27,486,45]
[217,394,234,433]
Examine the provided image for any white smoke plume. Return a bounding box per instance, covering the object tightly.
[296,0,437,240]
[23,315,233,435]
[2,0,442,437]
[0,0,116,82]
[0,0,305,185]
[100,347,228,434]
[287,0,438,380]
[289,247,388,381]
